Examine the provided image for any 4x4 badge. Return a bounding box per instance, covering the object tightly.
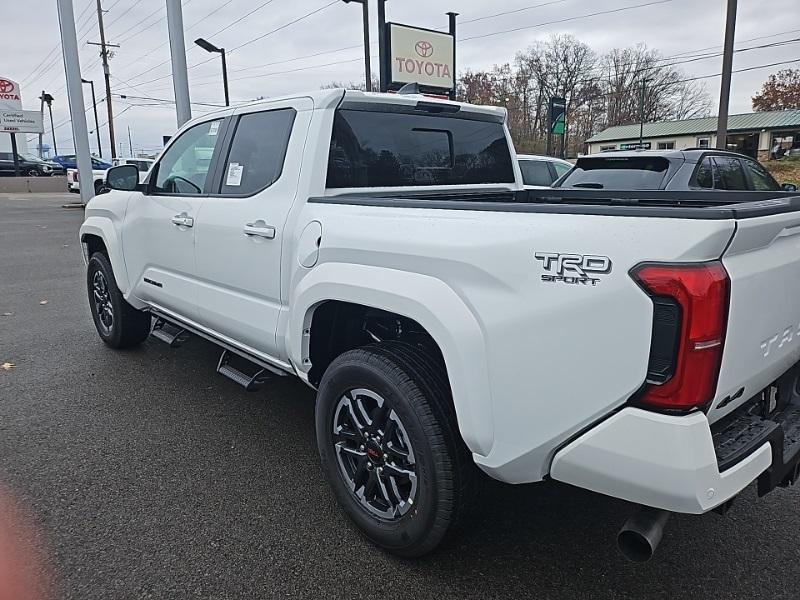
[534,252,612,286]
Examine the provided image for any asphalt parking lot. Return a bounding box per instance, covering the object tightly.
[1,192,799,599]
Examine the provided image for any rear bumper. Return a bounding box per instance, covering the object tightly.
[550,408,774,514]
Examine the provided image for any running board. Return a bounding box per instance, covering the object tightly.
[216,349,273,391]
[151,318,190,348]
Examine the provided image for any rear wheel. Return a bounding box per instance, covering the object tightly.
[316,343,474,557]
[87,253,151,348]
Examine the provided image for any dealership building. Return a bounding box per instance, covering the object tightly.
[586,109,800,160]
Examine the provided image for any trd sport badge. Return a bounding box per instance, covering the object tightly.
[534,252,612,286]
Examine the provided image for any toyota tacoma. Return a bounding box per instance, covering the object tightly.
[80,89,800,561]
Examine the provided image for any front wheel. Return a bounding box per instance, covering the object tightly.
[24,168,40,177]
[87,253,151,348]
[316,343,474,557]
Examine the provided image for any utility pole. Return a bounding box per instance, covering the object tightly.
[716,0,737,150]
[57,0,94,205]
[127,125,133,156]
[38,91,45,157]
[82,79,102,156]
[90,0,118,157]
[167,0,192,126]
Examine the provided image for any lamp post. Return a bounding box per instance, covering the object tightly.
[194,37,229,106]
[81,78,102,157]
[342,0,371,91]
[39,92,58,156]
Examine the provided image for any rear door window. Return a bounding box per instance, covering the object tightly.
[327,108,514,188]
[519,159,553,186]
[218,108,296,196]
[713,157,748,190]
[558,156,670,190]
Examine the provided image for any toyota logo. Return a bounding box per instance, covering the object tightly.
[0,79,15,93]
[415,41,433,58]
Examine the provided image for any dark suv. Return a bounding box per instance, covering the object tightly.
[0,152,64,177]
[555,149,797,192]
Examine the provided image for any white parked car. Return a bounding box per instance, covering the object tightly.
[80,89,800,562]
[68,157,154,195]
[517,153,572,188]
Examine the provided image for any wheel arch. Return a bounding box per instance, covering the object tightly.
[80,217,131,295]
[289,263,494,456]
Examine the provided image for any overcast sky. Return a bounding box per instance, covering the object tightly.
[5,0,799,156]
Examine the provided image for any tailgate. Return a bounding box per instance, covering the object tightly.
[711,208,800,422]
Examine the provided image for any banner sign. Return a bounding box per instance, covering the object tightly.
[387,23,454,91]
[549,96,566,135]
[1,110,43,134]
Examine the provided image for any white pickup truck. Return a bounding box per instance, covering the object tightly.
[80,89,800,561]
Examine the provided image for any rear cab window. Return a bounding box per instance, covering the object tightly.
[558,156,670,190]
[326,104,515,188]
[518,160,553,186]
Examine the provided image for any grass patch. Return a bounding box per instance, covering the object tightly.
[765,157,800,186]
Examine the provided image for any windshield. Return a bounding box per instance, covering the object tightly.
[20,153,45,163]
[327,107,515,188]
[559,156,670,190]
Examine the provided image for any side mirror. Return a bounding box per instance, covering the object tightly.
[106,164,139,191]
[782,183,798,192]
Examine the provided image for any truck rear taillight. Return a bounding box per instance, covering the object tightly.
[632,261,730,411]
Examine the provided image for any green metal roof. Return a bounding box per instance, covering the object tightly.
[586,109,800,143]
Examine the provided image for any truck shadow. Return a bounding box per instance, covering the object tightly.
[150,336,800,599]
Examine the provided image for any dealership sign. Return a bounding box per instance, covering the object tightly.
[1,110,43,134]
[0,77,23,111]
[387,23,454,91]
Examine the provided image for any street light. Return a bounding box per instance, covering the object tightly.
[342,0,371,92]
[81,78,103,157]
[194,37,229,106]
[39,92,57,156]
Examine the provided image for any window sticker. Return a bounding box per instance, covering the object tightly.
[208,121,220,136]
[226,162,244,186]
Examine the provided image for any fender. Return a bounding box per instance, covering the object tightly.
[79,216,131,295]
[289,262,494,457]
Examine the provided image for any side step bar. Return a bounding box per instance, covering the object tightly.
[147,310,291,391]
[151,318,190,348]
[216,350,273,392]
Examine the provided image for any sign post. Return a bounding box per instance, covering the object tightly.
[0,76,24,175]
[547,96,566,157]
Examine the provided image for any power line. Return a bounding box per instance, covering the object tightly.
[459,0,571,25]
[127,0,338,86]
[461,0,680,42]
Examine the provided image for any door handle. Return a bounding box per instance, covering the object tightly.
[171,214,194,228]
[243,220,276,239]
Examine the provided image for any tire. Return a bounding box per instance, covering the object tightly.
[24,168,40,177]
[316,343,475,557]
[87,252,151,349]
[94,179,109,195]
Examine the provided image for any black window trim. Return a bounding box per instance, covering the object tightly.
[146,116,232,198]
[206,107,297,199]
[519,158,556,186]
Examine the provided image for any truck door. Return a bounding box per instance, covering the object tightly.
[193,98,311,360]
[122,117,227,321]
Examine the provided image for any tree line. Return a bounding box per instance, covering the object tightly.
[455,34,712,156]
